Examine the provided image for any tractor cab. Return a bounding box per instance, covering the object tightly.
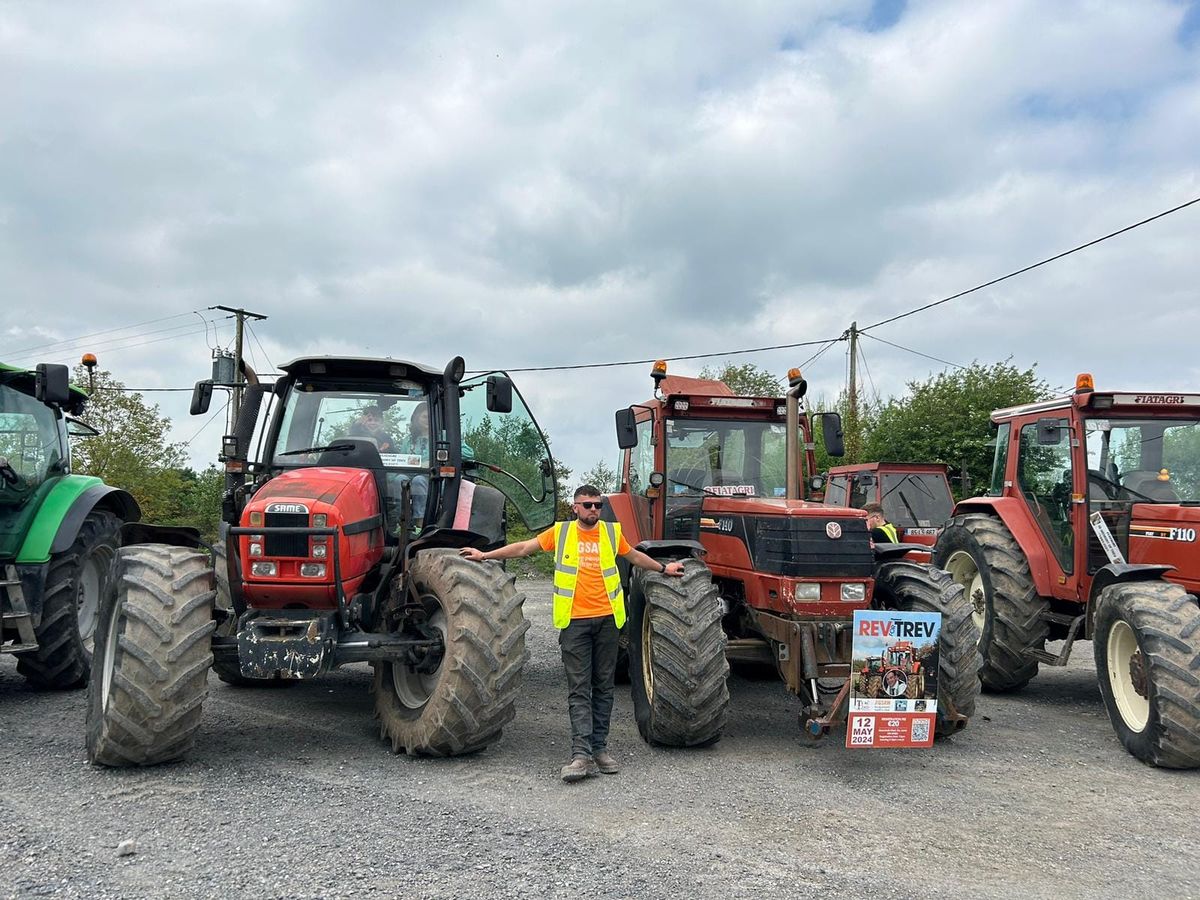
[823,462,954,544]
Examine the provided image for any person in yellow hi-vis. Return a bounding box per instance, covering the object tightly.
[460,484,684,782]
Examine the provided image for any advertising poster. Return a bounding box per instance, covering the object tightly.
[846,609,941,749]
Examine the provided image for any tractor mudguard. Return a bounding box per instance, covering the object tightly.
[49,484,140,554]
[872,543,927,563]
[1086,562,1178,637]
[634,539,706,559]
[15,477,138,564]
[404,526,491,560]
[120,521,206,551]
[952,496,1059,597]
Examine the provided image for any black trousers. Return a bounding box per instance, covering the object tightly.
[558,615,619,758]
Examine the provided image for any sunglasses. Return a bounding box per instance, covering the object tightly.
[576,501,603,510]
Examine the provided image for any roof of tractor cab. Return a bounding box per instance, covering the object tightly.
[828,461,950,475]
[279,356,444,382]
[0,361,91,409]
[993,388,1200,423]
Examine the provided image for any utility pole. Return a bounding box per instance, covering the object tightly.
[213,305,268,424]
[846,321,859,462]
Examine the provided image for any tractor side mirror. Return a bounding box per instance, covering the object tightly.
[819,412,845,458]
[486,374,513,413]
[190,380,214,415]
[1036,417,1062,445]
[615,408,638,449]
[35,364,70,406]
[856,473,876,487]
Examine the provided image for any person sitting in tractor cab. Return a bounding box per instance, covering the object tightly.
[864,503,898,544]
[347,405,397,452]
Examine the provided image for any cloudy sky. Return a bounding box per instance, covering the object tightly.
[3,0,1199,484]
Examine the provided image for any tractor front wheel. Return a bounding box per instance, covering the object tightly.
[374,549,529,756]
[86,544,216,767]
[874,560,982,735]
[628,561,729,747]
[1093,581,1200,768]
[934,514,1047,692]
[17,510,121,690]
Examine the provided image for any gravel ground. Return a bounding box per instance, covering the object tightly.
[2,577,1197,900]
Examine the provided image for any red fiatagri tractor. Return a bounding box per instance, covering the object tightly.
[604,362,980,747]
[86,355,557,766]
[934,374,1200,768]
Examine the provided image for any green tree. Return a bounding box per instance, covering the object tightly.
[698,361,782,396]
[578,459,618,494]
[861,360,1051,497]
[70,366,192,523]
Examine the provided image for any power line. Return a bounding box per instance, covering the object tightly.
[180,396,231,449]
[494,337,835,374]
[4,321,215,365]
[860,332,965,370]
[0,312,200,357]
[861,195,1200,333]
[246,322,276,374]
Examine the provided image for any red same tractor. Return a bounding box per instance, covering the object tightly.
[86,355,558,766]
[935,374,1200,768]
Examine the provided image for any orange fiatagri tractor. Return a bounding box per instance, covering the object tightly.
[605,362,980,747]
[934,374,1200,768]
[857,640,925,699]
[85,355,557,766]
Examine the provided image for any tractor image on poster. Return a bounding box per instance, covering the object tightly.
[855,640,925,699]
[604,361,980,747]
[2,359,138,691]
[85,355,557,766]
[934,374,1200,768]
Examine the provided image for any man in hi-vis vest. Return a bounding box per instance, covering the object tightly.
[460,484,684,782]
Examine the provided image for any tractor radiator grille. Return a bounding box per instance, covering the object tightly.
[748,516,875,579]
[264,512,309,558]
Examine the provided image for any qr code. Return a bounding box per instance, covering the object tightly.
[910,719,930,742]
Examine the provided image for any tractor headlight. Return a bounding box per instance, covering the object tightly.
[249,542,263,557]
[299,563,326,578]
[249,511,264,526]
[312,513,327,527]
[841,583,866,601]
[793,582,821,602]
[251,561,277,577]
[312,543,328,558]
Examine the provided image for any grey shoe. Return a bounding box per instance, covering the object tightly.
[560,757,593,783]
[593,751,619,775]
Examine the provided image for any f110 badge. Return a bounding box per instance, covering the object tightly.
[826,522,842,539]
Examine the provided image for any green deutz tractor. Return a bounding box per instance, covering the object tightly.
[1,361,139,689]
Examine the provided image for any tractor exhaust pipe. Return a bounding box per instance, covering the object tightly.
[785,368,807,501]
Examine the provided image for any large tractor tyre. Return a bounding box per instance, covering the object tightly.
[209,541,294,688]
[17,509,121,690]
[1093,581,1200,769]
[374,549,529,756]
[861,675,881,699]
[628,561,730,748]
[874,560,982,735]
[934,514,1048,692]
[86,544,217,767]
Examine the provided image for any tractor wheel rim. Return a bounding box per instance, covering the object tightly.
[945,550,987,638]
[641,604,654,702]
[100,599,121,712]
[77,546,114,652]
[1107,619,1150,733]
[391,596,447,711]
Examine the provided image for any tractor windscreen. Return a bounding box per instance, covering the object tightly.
[271,385,431,469]
[879,473,954,528]
[459,373,557,530]
[1085,417,1200,503]
[664,418,788,500]
[0,382,66,500]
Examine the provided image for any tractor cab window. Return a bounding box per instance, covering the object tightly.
[848,476,872,509]
[664,418,787,500]
[824,474,849,507]
[880,472,954,529]
[459,373,556,531]
[0,382,66,495]
[628,417,655,494]
[1017,419,1074,573]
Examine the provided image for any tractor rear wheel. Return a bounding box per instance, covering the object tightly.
[86,544,217,766]
[209,540,294,688]
[874,560,982,735]
[374,549,529,756]
[1093,581,1200,769]
[934,514,1048,692]
[628,561,729,747]
[17,510,120,690]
